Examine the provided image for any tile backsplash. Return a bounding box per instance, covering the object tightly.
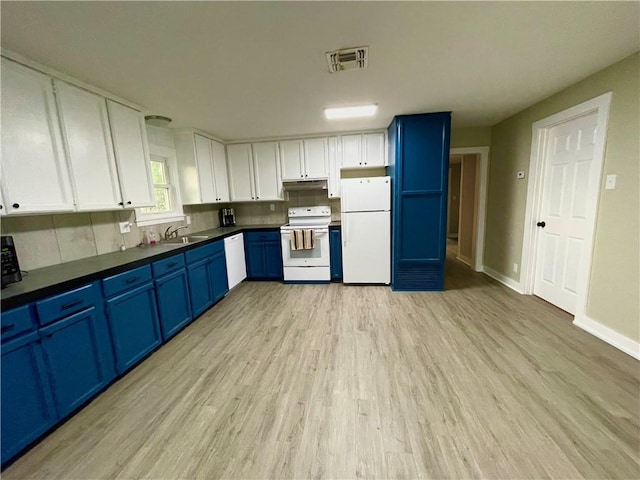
[1,194,341,272]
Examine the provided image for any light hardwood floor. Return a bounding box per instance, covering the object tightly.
[4,252,639,479]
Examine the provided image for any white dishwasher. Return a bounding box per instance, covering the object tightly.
[224,233,247,290]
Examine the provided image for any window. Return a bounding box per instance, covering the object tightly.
[135,145,184,226]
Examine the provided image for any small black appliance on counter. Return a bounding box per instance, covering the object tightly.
[2,236,22,288]
[219,208,236,227]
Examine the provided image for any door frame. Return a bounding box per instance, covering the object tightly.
[521,92,612,322]
[449,147,489,272]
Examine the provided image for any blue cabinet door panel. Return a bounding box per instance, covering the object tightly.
[245,241,266,278]
[330,229,343,280]
[40,308,113,418]
[156,269,192,340]
[209,254,229,304]
[1,332,57,464]
[398,194,445,260]
[105,283,161,374]
[187,260,214,318]
[1,304,35,341]
[264,242,284,279]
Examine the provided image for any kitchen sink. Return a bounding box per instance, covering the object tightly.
[163,235,211,244]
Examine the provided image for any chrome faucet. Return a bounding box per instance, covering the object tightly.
[164,225,188,240]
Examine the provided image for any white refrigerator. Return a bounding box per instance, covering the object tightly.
[341,176,391,284]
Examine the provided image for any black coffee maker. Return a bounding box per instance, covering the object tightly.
[219,208,236,227]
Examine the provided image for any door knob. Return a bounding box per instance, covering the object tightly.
[536,221,546,228]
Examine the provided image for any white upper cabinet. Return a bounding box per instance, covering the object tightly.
[227,143,255,202]
[303,138,329,179]
[341,134,362,169]
[340,132,386,169]
[363,132,386,167]
[280,138,328,181]
[174,132,230,204]
[279,140,304,181]
[211,140,230,202]
[252,142,283,201]
[227,142,283,202]
[328,137,341,199]
[55,81,123,211]
[106,100,155,208]
[0,59,74,214]
[194,134,217,203]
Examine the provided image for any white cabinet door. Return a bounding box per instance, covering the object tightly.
[328,137,341,199]
[194,134,217,203]
[252,142,283,201]
[227,143,255,201]
[279,140,304,181]
[0,59,74,214]
[211,140,230,202]
[107,100,155,208]
[55,81,123,211]
[341,134,362,169]
[363,132,386,167]
[304,137,328,179]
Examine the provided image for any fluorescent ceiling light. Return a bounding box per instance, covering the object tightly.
[324,104,377,120]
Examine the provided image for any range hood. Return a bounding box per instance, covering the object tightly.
[282,179,328,191]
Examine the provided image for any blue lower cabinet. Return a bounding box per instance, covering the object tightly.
[155,269,192,340]
[104,283,162,374]
[245,231,283,280]
[209,253,229,304]
[1,332,57,465]
[39,307,115,419]
[187,259,214,318]
[330,229,343,281]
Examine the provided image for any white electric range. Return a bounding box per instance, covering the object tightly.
[280,206,331,282]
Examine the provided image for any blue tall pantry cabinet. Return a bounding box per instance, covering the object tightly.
[387,112,451,290]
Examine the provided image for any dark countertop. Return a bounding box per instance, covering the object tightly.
[1,224,283,310]
[329,221,341,228]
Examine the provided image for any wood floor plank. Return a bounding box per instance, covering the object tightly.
[3,248,639,479]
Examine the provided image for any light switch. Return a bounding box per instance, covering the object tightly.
[605,174,617,190]
[516,171,526,179]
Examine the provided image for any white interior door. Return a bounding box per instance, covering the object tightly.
[534,112,599,314]
[342,211,390,284]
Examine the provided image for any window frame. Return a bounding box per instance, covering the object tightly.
[135,144,185,227]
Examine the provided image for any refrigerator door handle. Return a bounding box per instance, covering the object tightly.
[343,220,347,247]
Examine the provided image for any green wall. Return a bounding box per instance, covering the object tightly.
[485,52,639,342]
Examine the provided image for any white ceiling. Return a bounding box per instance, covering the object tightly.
[1,2,638,141]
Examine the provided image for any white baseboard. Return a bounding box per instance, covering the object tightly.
[456,254,473,267]
[481,266,524,294]
[573,315,640,361]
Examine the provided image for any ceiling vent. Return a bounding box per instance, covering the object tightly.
[326,46,368,73]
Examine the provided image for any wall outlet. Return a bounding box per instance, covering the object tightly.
[186,215,191,225]
[270,203,275,211]
[118,221,131,234]
[605,174,617,190]
[513,263,519,273]
[516,171,526,179]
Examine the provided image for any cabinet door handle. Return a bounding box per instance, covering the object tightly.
[62,299,83,310]
[119,202,124,206]
[126,276,140,284]
[127,201,132,205]
[0,204,3,210]
[12,203,19,209]
[167,262,178,268]
[1,325,15,334]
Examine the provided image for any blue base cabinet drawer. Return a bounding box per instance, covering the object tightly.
[1,305,35,341]
[102,265,152,298]
[105,283,161,374]
[40,307,115,419]
[36,283,98,326]
[1,332,57,465]
[155,269,192,340]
